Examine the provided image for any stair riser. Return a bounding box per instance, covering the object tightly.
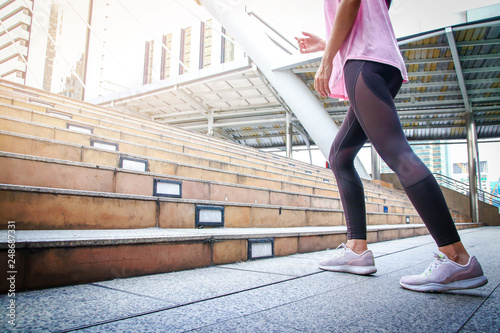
[2,131,413,211]
[2,156,423,212]
[0,242,213,292]
[0,113,334,188]
[0,190,158,229]
[7,133,420,207]
[0,104,410,203]
[1,188,424,230]
[1,87,414,203]
[5,223,475,292]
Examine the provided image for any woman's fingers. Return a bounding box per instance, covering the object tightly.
[314,76,327,98]
[314,66,331,98]
[295,37,307,53]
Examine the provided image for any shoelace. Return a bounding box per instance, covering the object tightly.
[422,253,446,276]
[334,243,348,257]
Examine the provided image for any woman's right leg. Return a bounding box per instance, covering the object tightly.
[328,105,368,244]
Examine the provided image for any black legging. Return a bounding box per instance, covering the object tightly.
[329,60,460,247]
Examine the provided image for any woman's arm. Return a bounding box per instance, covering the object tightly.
[315,0,361,98]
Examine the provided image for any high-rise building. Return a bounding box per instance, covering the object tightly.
[0,0,33,85]
[42,1,59,92]
[452,161,489,191]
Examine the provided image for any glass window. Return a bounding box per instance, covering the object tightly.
[179,26,191,75]
[221,27,234,63]
[160,34,172,79]
[200,20,212,69]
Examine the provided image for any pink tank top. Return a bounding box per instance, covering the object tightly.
[324,0,408,100]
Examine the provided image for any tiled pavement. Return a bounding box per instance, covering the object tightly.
[1,226,499,332]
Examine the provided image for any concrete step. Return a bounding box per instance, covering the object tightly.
[0,81,407,198]
[0,113,340,190]
[0,183,425,230]
[0,103,406,202]
[0,84,472,227]
[0,223,484,292]
[0,152,419,215]
[0,91,335,181]
[0,111,411,206]
[0,130,416,211]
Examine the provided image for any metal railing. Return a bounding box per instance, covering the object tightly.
[434,173,500,209]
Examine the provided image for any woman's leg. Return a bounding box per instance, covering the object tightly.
[329,104,368,250]
[343,60,464,254]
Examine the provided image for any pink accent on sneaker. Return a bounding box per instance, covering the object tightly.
[318,244,377,275]
[400,253,488,293]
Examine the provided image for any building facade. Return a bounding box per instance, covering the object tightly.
[0,0,33,85]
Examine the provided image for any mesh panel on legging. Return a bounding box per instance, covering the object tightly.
[329,60,460,247]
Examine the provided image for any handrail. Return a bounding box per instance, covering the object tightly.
[434,173,500,208]
[246,10,299,52]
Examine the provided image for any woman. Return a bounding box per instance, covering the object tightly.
[296,0,488,292]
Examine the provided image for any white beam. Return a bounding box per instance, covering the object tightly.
[195,0,369,178]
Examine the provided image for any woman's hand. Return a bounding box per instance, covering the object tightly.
[312,0,362,98]
[314,59,332,98]
[295,32,326,54]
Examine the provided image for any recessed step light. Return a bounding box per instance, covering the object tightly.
[67,123,93,134]
[29,98,54,107]
[91,139,119,151]
[47,109,72,119]
[119,156,148,172]
[248,238,274,260]
[195,205,224,228]
[153,179,182,198]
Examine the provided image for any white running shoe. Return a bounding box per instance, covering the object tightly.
[400,253,488,293]
[318,243,377,275]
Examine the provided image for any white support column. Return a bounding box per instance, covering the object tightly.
[208,110,214,136]
[194,0,369,179]
[446,26,479,222]
[371,145,380,180]
[466,110,480,222]
[286,111,292,158]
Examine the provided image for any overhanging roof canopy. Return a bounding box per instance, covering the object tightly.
[293,18,500,143]
[95,17,500,151]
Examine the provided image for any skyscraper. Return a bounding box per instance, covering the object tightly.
[0,0,33,85]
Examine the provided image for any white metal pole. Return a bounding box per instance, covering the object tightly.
[194,0,369,178]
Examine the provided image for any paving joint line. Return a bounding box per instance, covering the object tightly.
[457,281,500,332]
[60,271,324,332]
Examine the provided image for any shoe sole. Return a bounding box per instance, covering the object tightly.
[399,275,488,293]
[318,264,377,275]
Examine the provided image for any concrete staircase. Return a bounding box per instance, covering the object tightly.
[0,79,479,292]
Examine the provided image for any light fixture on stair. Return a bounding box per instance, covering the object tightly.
[47,109,72,119]
[66,123,93,134]
[91,139,119,151]
[119,155,149,172]
[248,238,274,260]
[154,179,182,198]
[195,205,224,227]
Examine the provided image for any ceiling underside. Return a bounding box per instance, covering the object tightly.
[98,18,500,152]
[295,20,500,144]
